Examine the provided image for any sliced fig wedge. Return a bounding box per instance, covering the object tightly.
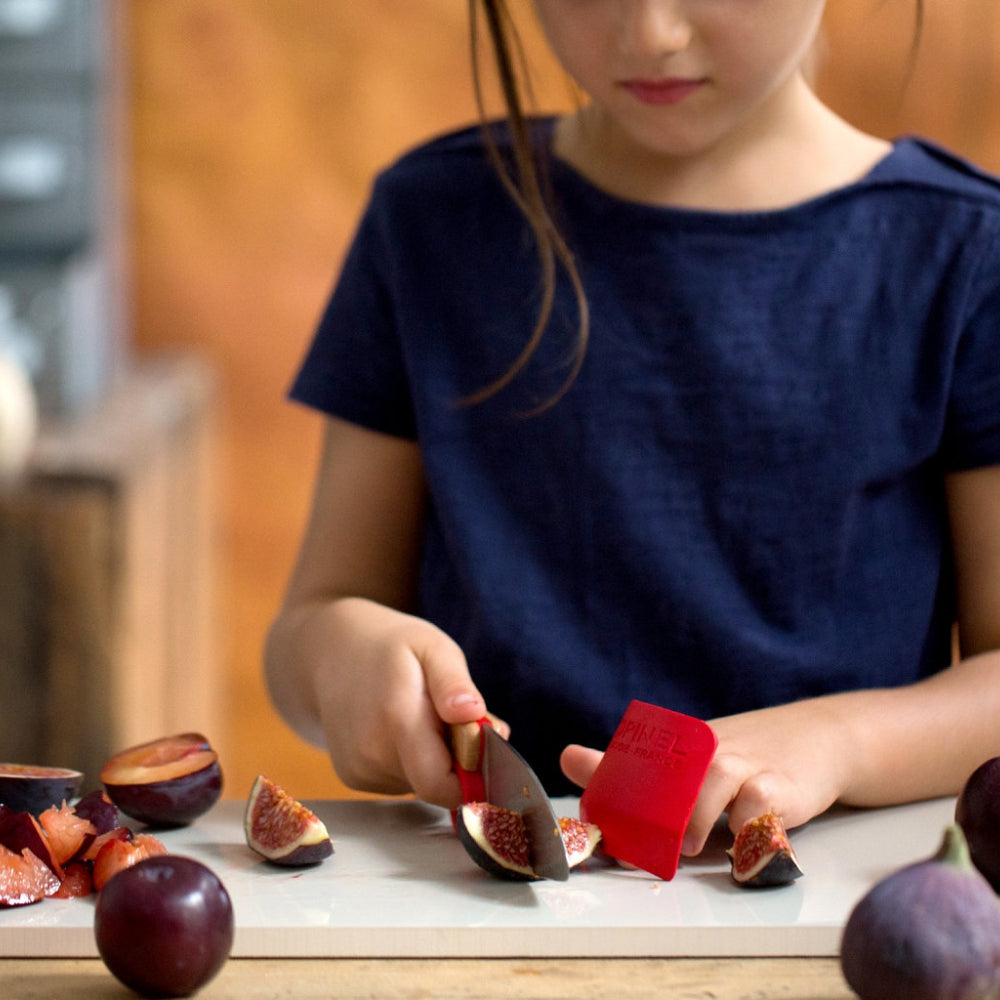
[0,764,83,816]
[457,802,536,880]
[728,811,804,888]
[559,816,603,868]
[244,775,333,867]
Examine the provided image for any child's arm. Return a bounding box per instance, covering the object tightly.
[264,416,487,807]
[562,463,1000,855]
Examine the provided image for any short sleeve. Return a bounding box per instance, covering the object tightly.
[289,185,417,440]
[943,229,1000,470]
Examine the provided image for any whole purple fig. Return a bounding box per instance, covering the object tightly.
[956,756,1000,892]
[840,824,1000,1000]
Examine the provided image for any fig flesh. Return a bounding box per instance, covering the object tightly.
[457,802,536,880]
[100,732,223,827]
[95,855,233,998]
[840,824,1000,1000]
[0,763,83,816]
[244,774,333,866]
[728,811,803,887]
[558,816,603,868]
[956,756,1000,892]
[456,802,601,880]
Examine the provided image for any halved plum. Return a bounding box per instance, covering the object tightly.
[0,764,83,816]
[100,733,223,827]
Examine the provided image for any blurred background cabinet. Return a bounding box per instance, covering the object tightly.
[0,354,219,786]
[0,0,127,415]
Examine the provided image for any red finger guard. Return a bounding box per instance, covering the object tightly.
[580,700,717,880]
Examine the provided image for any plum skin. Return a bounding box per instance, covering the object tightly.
[94,855,234,998]
[103,761,222,828]
[0,767,83,816]
[956,756,1000,892]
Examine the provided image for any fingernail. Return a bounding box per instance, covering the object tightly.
[449,693,480,708]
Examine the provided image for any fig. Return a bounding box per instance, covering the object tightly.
[728,812,803,888]
[956,756,1000,892]
[558,816,603,868]
[457,802,536,880]
[95,855,234,998]
[100,732,223,827]
[244,774,333,866]
[0,843,61,907]
[0,763,83,815]
[456,802,601,880]
[840,824,1000,1000]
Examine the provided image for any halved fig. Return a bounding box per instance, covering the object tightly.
[100,733,223,827]
[457,802,536,880]
[0,843,61,906]
[244,775,333,867]
[457,803,602,880]
[728,811,804,888]
[0,764,83,816]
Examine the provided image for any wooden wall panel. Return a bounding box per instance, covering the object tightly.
[124,0,1000,800]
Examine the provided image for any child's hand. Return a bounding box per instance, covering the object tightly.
[277,596,489,809]
[560,697,851,856]
[679,700,850,854]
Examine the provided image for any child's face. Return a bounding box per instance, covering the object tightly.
[532,0,827,158]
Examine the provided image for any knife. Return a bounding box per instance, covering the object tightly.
[451,718,570,881]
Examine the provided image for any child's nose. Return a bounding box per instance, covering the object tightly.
[618,0,694,58]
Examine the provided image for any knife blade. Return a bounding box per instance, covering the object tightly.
[451,718,570,881]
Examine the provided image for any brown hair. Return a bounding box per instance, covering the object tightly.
[465,0,588,412]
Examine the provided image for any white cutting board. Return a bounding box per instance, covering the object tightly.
[0,795,957,958]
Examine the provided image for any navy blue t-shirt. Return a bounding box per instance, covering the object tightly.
[291,120,1000,793]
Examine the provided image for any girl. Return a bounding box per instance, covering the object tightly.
[265,0,1000,858]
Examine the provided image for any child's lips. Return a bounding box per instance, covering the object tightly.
[620,77,706,105]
